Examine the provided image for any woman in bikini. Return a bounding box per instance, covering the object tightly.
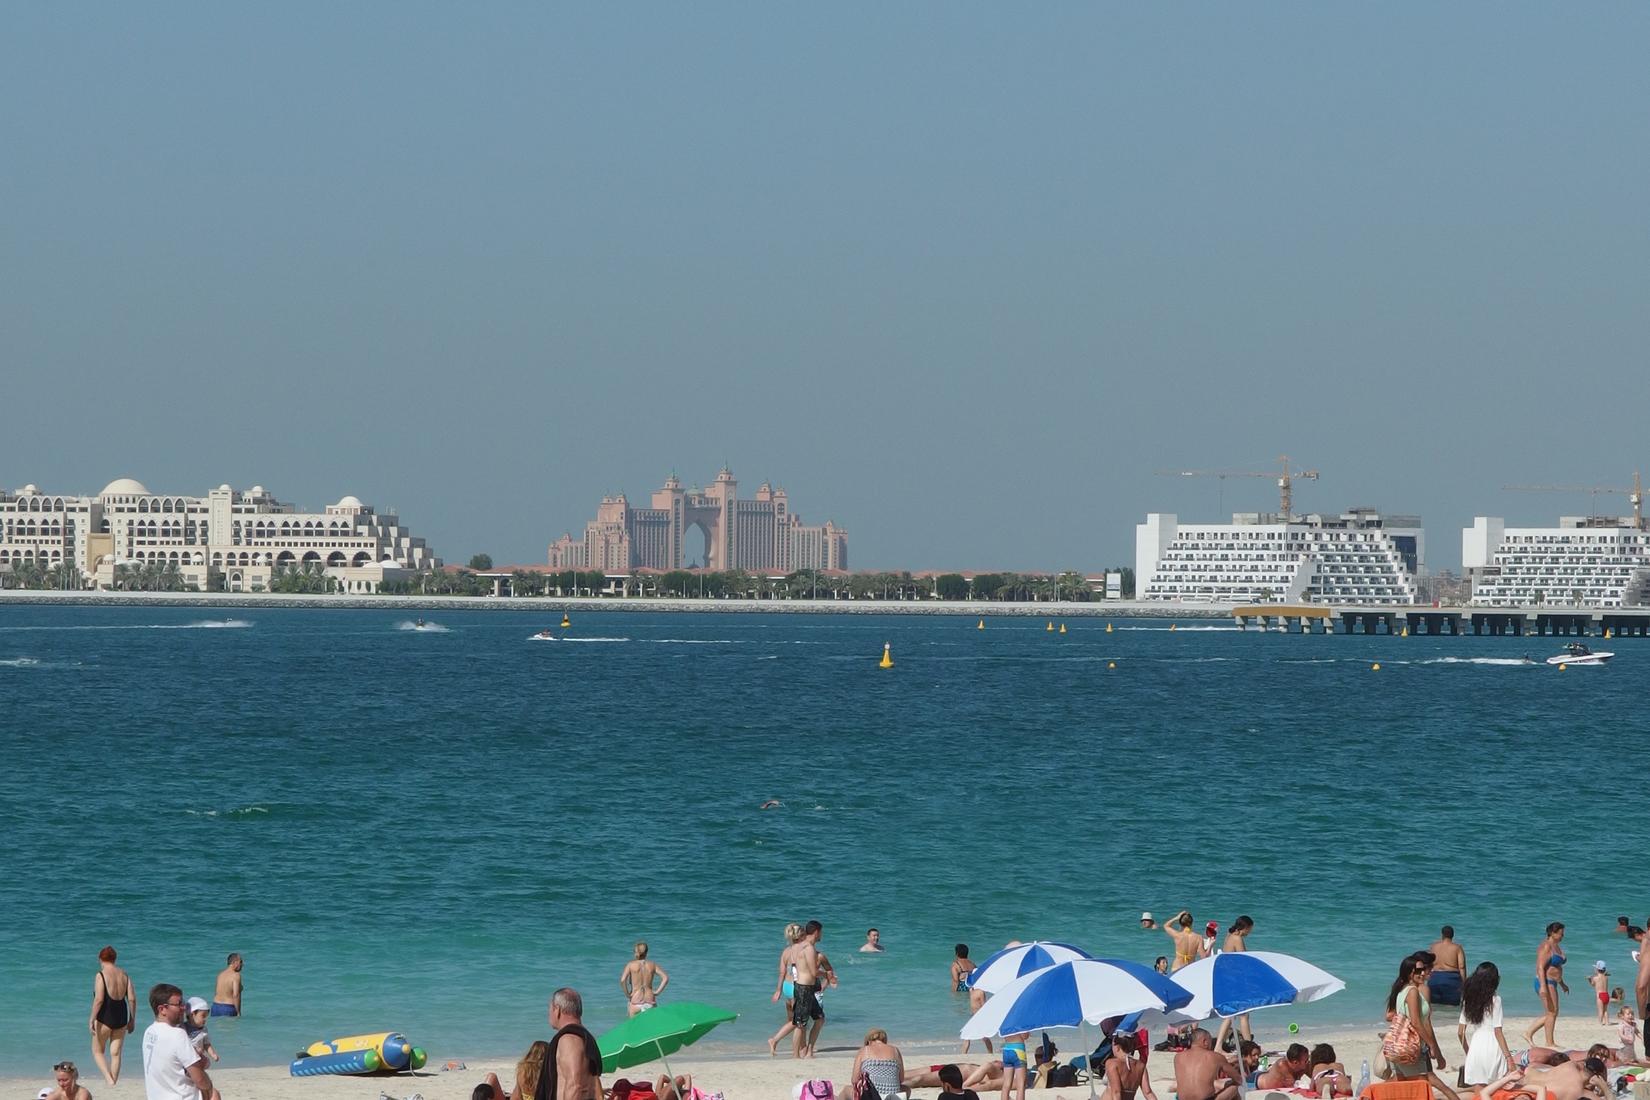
[768,924,804,1056]
[1522,923,1568,1049]
[954,944,993,1055]
[1162,911,1204,972]
[87,947,134,1087]
[45,1061,93,1100]
[1105,1033,1158,1100]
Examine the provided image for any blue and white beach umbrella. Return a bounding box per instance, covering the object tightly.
[966,941,1093,994]
[960,958,1193,1040]
[1165,950,1345,1020]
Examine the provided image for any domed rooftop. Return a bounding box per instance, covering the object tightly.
[100,477,150,496]
[21,484,38,494]
[336,495,363,508]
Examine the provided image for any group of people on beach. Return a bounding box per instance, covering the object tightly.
[1375,919,1650,1100]
[52,946,239,1100]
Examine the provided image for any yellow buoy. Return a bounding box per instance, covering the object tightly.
[879,642,894,669]
[1606,628,1613,639]
[1105,622,1113,633]
[1401,626,1409,638]
[977,619,985,630]
[1107,661,1116,670]
[1059,623,1067,634]
[561,614,571,628]
[1559,663,1567,671]
[1371,662,1381,671]
[1046,621,1054,632]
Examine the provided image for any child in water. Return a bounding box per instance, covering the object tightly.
[183,998,220,1065]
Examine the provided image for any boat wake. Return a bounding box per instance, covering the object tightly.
[558,636,630,643]
[395,621,450,633]
[1423,657,1537,667]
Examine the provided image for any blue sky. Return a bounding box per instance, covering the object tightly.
[3,6,1646,570]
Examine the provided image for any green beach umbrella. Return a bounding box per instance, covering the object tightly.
[597,1002,739,1076]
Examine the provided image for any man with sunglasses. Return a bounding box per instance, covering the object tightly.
[141,984,217,1100]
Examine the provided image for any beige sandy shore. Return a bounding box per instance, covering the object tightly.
[5,1017,1629,1100]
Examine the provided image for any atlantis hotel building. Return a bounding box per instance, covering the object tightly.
[0,478,440,592]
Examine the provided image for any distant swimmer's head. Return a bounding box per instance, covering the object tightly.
[760,799,782,810]
[1229,915,1254,935]
[634,941,648,960]
[804,920,823,941]
[955,943,969,960]
[98,946,117,963]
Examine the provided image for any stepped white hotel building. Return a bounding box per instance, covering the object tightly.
[1136,508,1424,604]
[1464,516,1650,607]
[0,478,441,592]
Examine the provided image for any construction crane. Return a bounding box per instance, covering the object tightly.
[1502,471,1644,530]
[1156,455,1320,519]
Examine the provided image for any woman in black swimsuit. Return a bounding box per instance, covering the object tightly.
[88,946,134,1087]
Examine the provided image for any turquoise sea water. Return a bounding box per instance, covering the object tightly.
[0,605,1640,1073]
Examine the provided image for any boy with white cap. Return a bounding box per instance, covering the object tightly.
[183,999,219,1066]
[1591,962,1611,1025]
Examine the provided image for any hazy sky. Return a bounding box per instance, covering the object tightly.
[4,6,1646,571]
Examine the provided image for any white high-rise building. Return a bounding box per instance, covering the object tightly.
[1463,516,1650,607]
[1136,508,1424,605]
[0,478,441,592]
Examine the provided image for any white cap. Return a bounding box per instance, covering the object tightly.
[186,996,210,1013]
[1140,911,1154,922]
[1596,960,1609,972]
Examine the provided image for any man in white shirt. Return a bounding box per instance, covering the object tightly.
[141,984,217,1100]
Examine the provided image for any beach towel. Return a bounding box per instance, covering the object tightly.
[1362,1080,1431,1100]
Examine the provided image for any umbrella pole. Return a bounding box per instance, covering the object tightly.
[1083,1023,1096,1100]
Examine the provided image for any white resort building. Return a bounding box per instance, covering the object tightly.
[1136,508,1424,605]
[0,478,441,592]
[1463,516,1650,608]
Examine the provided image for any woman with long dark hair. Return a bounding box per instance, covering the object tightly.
[1383,954,1459,1100]
[1214,917,1255,1056]
[1457,962,1512,1086]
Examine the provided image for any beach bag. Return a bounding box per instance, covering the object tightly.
[1382,1010,1421,1064]
[795,1081,834,1100]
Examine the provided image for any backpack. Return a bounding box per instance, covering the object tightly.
[797,1080,835,1100]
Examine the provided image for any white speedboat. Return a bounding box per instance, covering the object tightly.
[528,630,558,641]
[1546,643,1613,666]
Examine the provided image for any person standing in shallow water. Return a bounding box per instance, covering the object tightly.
[1162,912,1204,972]
[1429,926,1467,1008]
[211,954,242,1018]
[619,942,669,1016]
[89,946,135,1086]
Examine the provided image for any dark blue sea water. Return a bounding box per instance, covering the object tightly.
[0,606,1638,1072]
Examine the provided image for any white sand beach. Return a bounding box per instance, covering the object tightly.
[6,1016,1630,1100]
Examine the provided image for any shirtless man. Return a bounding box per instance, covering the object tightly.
[1255,1044,1309,1090]
[1163,912,1205,972]
[1174,1029,1241,1100]
[790,921,826,1059]
[1638,929,1650,1060]
[547,987,603,1100]
[211,954,242,1018]
[860,929,884,953]
[619,942,669,1016]
[1429,926,1468,1008]
[1473,1057,1608,1100]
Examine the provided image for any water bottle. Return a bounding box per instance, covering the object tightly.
[1356,1059,1371,1099]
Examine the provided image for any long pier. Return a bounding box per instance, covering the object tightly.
[1232,604,1650,637]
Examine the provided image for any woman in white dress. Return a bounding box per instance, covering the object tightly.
[1457,962,1514,1086]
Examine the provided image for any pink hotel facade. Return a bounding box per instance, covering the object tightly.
[547,468,847,574]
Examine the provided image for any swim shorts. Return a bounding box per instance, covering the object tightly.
[210,1003,238,1018]
[791,982,823,1027]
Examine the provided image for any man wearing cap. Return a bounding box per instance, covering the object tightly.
[140,983,216,1100]
[1140,912,1156,930]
